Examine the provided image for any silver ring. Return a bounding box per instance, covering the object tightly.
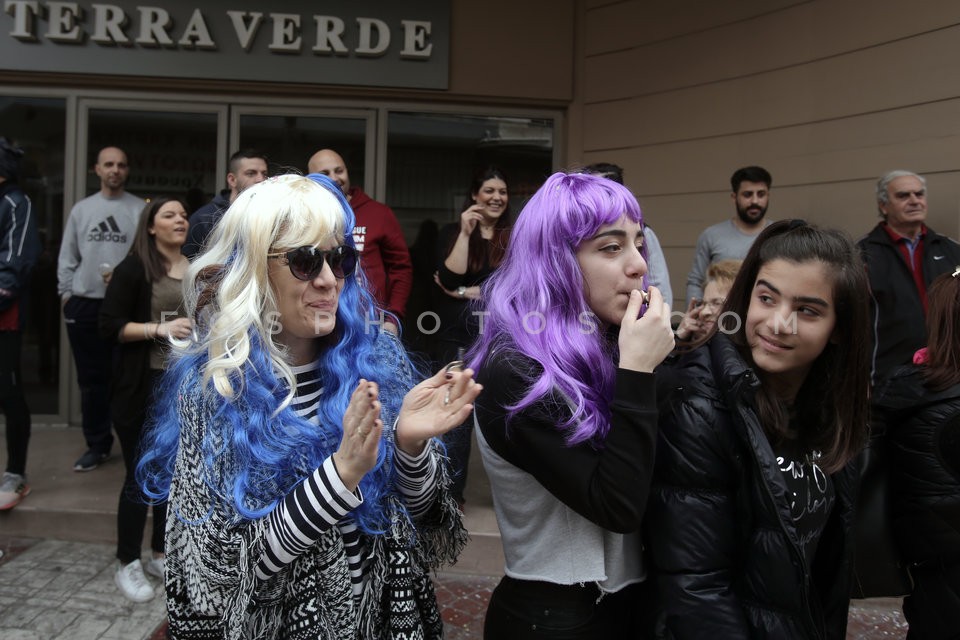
[443,389,451,406]
[640,289,650,305]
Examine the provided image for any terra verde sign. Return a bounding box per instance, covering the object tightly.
[0,1,450,89]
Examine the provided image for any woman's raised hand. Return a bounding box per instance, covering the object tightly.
[333,379,384,491]
[395,367,483,456]
[618,287,676,373]
[674,297,703,342]
[459,204,485,237]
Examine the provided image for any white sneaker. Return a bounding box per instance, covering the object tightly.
[115,560,155,602]
[145,556,165,580]
[0,472,30,511]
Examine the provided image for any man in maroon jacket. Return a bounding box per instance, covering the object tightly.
[308,149,412,335]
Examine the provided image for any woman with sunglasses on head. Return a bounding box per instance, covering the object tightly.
[645,220,871,639]
[434,166,513,507]
[137,174,480,639]
[872,269,960,639]
[470,172,675,638]
[99,197,192,602]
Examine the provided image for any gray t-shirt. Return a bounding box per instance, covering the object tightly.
[685,218,770,304]
[57,191,144,300]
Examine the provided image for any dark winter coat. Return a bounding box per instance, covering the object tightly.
[646,334,859,640]
[873,365,960,638]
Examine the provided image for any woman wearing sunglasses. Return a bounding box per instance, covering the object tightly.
[99,196,192,602]
[138,173,481,639]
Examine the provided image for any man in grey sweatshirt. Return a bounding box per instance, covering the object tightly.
[57,146,144,471]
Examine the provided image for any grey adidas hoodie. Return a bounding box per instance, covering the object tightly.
[57,191,144,300]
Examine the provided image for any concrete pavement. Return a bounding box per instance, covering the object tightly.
[0,425,909,639]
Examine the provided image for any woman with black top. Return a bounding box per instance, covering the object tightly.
[873,268,960,639]
[435,166,512,505]
[645,220,871,639]
[471,171,675,638]
[99,197,193,602]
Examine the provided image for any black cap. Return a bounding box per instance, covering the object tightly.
[0,137,25,181]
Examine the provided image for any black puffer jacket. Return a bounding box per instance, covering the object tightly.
[873,365,960,637]
[646,334,858,640]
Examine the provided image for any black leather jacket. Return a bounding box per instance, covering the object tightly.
[646,334,858,640]
[873,366,960,570]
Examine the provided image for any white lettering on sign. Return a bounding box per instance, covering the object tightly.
[91,4,130,45]
[177,8,215,49]
[226,10,262,51]
[269,13,300,53]
[400,20,431,59]
[312,15,347,55]
[136,6,174,47]
[355,17,388,57]
[47,1,82,43]
[5,1,40,41]
[3,2,435,60]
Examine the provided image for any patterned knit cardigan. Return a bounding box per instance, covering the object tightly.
[163,356,467,639]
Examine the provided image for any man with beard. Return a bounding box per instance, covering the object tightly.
[307,148,412,335]
[685,165,772,305]
[858,170,960,386]
[57,146,144,471]
[182,148,268,259]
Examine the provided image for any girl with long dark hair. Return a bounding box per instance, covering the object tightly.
[646,220,871,639]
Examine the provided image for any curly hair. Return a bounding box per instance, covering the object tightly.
[138,174,413,532]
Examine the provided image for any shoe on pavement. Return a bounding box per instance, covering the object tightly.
[0,472,30,510]
[145,556,165,580]
[73,450,109,472]
[115,560,155,602]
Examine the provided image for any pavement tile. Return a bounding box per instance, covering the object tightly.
[51,613,111,640]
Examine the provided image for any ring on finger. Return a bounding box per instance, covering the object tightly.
[443,389,451,406]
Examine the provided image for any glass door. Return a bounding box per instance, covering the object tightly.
[70,100,226,423]
[231,106,375,193]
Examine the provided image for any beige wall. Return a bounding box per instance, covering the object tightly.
[573,0,960,306]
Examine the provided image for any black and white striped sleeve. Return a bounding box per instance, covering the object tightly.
[255,456,361,581]
[394,440,439,518]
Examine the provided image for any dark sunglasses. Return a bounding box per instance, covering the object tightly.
[268,245,358,280]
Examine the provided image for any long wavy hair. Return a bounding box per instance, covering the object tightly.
[469,171,644,446]
[448,166,513,273]
[132,197,187,283]
[720,220,871,472]
[922,270,960,390]
[138,173,409,532]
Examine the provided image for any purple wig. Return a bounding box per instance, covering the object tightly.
[469,171,644,445]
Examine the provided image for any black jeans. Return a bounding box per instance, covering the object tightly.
[484,576,651,640]
[63,296,113,455]
[115,369,167,564]
[0,330,31,475]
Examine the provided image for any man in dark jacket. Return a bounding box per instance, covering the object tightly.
[307,148,412,334]
[858,170,960,387]
[0,137,42,510]
[182,149,268,259]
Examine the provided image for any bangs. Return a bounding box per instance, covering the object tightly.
[270,183,347,251]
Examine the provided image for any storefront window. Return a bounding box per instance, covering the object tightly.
[238,114,368,185]
[386,112,554,237]
[0,96,67,416]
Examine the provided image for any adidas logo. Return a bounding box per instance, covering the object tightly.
[86,216,127,243]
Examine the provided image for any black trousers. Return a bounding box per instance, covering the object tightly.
[63,296,114,455]
[115,369,166,564]
[484,576,652,640]
[0,330,31,475]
